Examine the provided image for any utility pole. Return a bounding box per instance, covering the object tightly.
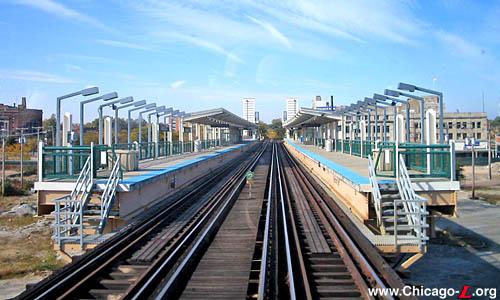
[488,121,492,180]
[1,130,6,196]
[17,128,28,190]
[471,140,476,199]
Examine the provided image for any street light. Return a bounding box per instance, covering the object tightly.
[374,93,411,142]
[370,98,393,141]
[128,103,155,144]
[139,105,164,144]
[385,89,425,144]
[98,97,133,144]
[79,92,118,145]
[56,87,99,146]
[114,99,146,144]
[398,82,444,143]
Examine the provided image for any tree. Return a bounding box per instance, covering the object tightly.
[269,119,285,139]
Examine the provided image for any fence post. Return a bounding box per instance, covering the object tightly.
[449,140,455,181]
[38,141,44,182]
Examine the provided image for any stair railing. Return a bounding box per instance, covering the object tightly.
[54,148,94,247]
[368,155,383,228]
[98,154,122,233]
[395,153,429,252]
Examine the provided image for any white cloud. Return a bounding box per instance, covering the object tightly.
[434,30,484,58]
[156,32,244,63]
[96,39,153,51]
[0,69,76,84]
[248,16,291,49]
[64,64,82,72]
[12,0,112,31]
[170,80,186,89]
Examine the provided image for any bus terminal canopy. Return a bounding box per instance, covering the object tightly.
[184,108,258,129]
[283,108,341,129]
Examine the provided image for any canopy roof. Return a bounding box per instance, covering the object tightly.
[184,108,257,129]
[283,108,341,128]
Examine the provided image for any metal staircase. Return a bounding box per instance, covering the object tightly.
[54,151,122,249]
[54,155,94,247]
[368,154,429,252]
[98,157,121,233]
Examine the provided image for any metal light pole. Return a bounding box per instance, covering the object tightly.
[138,106,162,144]
[16,128,28,189]
[385,89,425,144]
[488,121,492,180]
[79,92,118,145]
[398,82,444,144]
[1,129,6,196]
[56,87,99,146]
[128,103,155,144]
[114,100,145,144]
[374,94,410,142]
[147,107,167,143]
[98,97,133,145]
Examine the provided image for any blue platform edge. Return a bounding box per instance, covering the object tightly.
[285,139,371,185]
[96,144,247,187]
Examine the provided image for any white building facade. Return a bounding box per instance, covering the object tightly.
[243,98,256,124]
[286,97,298,121]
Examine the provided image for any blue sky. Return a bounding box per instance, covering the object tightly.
[0,0,499,122]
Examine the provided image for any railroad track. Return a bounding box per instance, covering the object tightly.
[19,141,413,300]
[17,142,267,300]
[272,142,413,300]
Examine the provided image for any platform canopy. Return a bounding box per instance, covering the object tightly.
[185,108,257,129]
[283,108,341,128]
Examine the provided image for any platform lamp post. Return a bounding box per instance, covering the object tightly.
[154,108,173,156]
[372,99,393,142]
[114,100,146,145]
[128,103,155,144]
[385,89,425,144]
[146,106,166,143]
[364,97,379,141]
[398,83,444,144]
[357,101,372,141]
[374,94,411,143]
[98,97,134,145]
[139,105,164,144]
[164,110,180,155]
[56,87,99,147]
[79,92,118,146]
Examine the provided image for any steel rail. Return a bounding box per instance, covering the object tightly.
[20,143,262,300]
[141,143,269,299]
[257,142,275,300]
[275,145,298,300]
[283,144,413,299]
[280,143,378,299]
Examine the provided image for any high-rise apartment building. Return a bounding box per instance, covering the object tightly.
[286,97,298,121]
[243,98,256,123]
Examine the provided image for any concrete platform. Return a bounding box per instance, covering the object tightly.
[285,139,459,221]
[36,143,254,219]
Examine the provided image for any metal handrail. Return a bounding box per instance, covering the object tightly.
[395,154,429,252]
[98,156,122,233]
[368,155,383,228]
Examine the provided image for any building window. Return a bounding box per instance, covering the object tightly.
[476,133,481,140]
[472,122,476,129]
[456,122,461,129]
[448,122,453,129]
[448,133,453,140]
[457,133,461,140]
[462,122,467,129]
[477,122,481,128]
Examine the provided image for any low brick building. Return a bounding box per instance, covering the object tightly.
[0,97,43,134]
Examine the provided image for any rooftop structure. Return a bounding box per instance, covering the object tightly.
[0,97,42,133]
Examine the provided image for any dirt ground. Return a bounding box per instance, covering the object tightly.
[460,162,500,204]
[0,195,66,299]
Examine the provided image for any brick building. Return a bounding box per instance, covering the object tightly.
[0,97,43,134]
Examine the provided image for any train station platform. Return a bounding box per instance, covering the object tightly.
[35,143,254,218]
[285,139,460,254]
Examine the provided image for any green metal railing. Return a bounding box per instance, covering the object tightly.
[42,146,91,180]
[374,142,451,179]
[138,142,155,160]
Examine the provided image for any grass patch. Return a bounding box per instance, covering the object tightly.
[0,216,37,229]
[0,194,37,211]
[0,233,65,279]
